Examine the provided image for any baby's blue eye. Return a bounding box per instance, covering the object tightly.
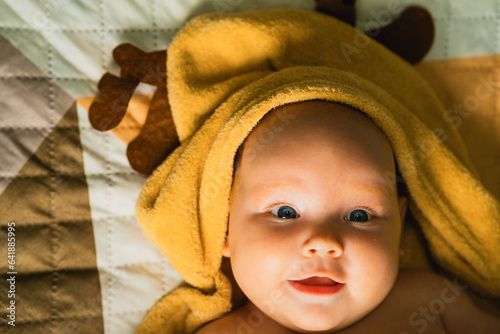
[344,209,371,222]
[271,205,298,219]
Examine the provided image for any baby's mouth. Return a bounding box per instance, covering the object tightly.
[288,276,345,295]
[294,276,338,286]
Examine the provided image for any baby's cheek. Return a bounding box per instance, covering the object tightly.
[365,224,401,255]
[349,232,399,274]
[235,240,284,285]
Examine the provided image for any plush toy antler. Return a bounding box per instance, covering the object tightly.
[89,44,179,175]
[89,0,434,175]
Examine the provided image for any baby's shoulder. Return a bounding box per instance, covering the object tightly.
[389,268,468,314]
[385,268,500,333]
[194,306,246,334]
[194,315,229,334]
[393,268,476,311]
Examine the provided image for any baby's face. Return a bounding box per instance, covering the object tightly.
[223,100,407,332]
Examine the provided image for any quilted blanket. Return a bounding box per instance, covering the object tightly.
[0,0,499,333]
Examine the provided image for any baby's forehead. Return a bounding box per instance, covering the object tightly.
[231,100,401,199]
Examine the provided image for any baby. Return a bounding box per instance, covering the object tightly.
[196,100,500,333]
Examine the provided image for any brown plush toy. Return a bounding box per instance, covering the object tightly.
[89,0,434,175]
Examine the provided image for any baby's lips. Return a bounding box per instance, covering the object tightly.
[293,276,338,286]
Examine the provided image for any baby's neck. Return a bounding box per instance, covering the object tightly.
[234,300,298,334]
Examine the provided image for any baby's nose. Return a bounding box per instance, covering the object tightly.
[303,237,343,258]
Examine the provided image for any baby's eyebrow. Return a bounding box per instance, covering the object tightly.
[250,177,306,194]
[347,184,392,199]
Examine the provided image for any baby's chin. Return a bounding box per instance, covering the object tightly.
[262,286,393,333]
[288,320,348,333]
[258,302,364,334]
[282,313,360,334]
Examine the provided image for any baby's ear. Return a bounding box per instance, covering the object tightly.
[398,196,408,222]
[222,237,231,257]
[222,238,230,258]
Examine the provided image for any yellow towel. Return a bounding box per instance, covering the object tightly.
[135,8,500,333]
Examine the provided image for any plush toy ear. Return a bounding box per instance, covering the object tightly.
[315,0,356,26]
[314,0,435,64]
[368,6,434,64]
[89,43,179,175]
